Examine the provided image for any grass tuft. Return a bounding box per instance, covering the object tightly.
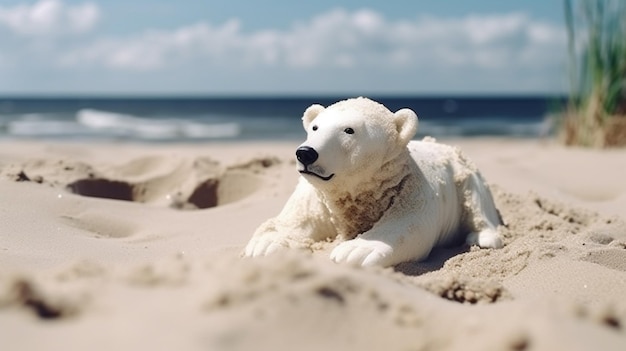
[560,0,626,147]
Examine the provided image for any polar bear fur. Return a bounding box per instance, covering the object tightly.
[244,97,503,267]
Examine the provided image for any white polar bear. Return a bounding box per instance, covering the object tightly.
[244,97,503,267]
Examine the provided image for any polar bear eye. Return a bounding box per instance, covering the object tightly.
[344,127,355,135]
[312,125,318,131]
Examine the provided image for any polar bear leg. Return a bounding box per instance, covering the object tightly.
[330,237,395,267]
[461,172,503,249]
[244,236,288,257]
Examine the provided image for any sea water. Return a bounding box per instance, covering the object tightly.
[0,96,564,142]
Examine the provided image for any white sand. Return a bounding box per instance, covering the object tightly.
[1,138,625,350]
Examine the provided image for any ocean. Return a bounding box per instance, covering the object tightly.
[0,96,565,142]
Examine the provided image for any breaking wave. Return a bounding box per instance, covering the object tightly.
[1,109,241,141]
[76,109,240,140]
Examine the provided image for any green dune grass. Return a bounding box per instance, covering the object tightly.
[561,0,626,147]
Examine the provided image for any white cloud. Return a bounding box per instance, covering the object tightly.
[0,0,99,36]
[0,5,567,93]
[58,8,564,73]
[60,20,243,70]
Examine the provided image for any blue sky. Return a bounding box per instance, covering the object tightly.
[0,0,569,95]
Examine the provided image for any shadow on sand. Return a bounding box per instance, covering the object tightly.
[393,245,469,276]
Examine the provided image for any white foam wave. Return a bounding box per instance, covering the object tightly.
[76,109,240,140]
[7,120,93,136]
[6,113,92,137]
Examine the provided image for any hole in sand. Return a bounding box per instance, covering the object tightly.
[11,279,77,320]
[67,177,224,209]
[67,179,134,201]
[316,286,346,305]
[66,170,264,210]
[188,179,219,209]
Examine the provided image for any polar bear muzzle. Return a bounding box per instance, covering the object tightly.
[296,146,335,181]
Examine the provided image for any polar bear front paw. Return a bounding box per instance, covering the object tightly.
[466,228,503,249]
[330,238,393,267]
[244,237,288,257]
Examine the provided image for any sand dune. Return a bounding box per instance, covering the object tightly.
[1,139,625,350]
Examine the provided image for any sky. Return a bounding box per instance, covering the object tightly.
[0,0,569,95]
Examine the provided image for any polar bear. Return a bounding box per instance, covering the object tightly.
[244,97,502,267]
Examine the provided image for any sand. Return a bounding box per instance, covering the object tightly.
[1,138,625,350]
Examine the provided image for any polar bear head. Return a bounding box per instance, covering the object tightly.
[296,97,418,189]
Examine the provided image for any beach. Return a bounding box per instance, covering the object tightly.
[1,137,626,350]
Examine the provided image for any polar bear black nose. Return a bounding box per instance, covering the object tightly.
[296,146,318,166]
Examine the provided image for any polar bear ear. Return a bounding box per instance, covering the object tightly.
[302,104,325,130]
[393,108,418,146]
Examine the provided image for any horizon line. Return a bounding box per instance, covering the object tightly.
[0,93,568,99]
